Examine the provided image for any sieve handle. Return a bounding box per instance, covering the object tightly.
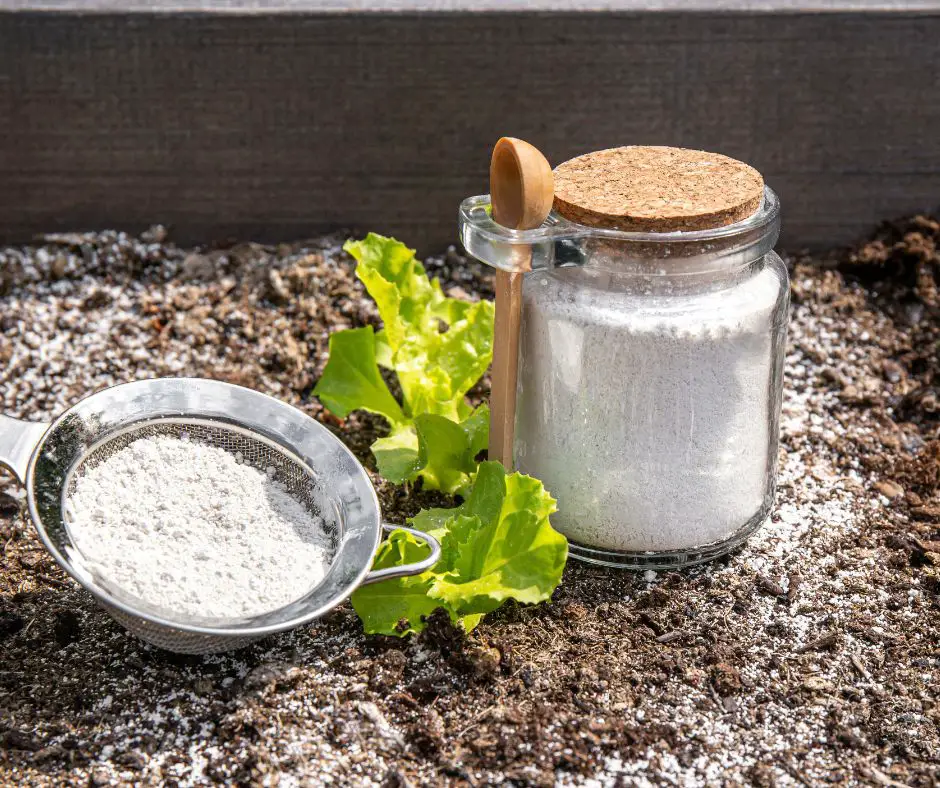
[0,415,50,486]
[360,523,442,586]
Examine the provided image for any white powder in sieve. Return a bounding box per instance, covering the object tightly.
[65,435,333,619]
[515,261,786,553]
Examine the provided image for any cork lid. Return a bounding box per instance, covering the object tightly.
[552,146,764,233]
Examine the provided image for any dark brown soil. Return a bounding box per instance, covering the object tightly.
[0,223,937,787]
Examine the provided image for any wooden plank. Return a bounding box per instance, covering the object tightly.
[1,10,938,251]
[5,1,940,11]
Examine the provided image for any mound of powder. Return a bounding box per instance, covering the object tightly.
[65,435,333,619]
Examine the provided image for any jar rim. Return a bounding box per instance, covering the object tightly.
[459,186,781,275]
[459,186,780,247]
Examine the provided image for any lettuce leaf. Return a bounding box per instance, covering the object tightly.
[350,462,568,635]
[430,465,565,615]
[313,326,405,426]
[371,427,422,485]
[413,406,489,495]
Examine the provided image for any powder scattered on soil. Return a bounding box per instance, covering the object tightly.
[66,435,333,619]
[0,225,936,787]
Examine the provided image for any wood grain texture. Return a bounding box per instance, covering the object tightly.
[1,10,938,251]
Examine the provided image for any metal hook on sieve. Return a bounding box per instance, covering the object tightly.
[360,524,441,586]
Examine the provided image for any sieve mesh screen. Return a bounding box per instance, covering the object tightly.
[65,418,341,555]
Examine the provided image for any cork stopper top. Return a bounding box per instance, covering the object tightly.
[552,146,764,233]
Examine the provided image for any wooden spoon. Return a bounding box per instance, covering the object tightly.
[488,137,554,468]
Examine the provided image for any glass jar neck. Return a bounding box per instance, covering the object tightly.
[458,186,782,278]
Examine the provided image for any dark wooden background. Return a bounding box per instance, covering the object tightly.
[1,6,939,252]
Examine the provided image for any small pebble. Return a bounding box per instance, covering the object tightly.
[874,480,904,499]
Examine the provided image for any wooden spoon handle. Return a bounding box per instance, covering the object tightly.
[489,269,525,467]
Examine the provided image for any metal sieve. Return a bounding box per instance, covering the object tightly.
[0,378,440,654]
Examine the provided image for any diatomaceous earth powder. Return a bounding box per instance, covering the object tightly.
[65,435,333,619]
[515,262,785,553]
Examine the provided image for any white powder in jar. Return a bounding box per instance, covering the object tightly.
[514,259,786,553]
[65,435,333,619]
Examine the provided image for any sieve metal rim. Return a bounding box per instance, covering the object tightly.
[20,378,389,640]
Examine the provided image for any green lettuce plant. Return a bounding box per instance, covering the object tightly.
[314,233,568,635]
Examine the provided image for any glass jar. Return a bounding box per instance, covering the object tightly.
[459,186,788,569]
